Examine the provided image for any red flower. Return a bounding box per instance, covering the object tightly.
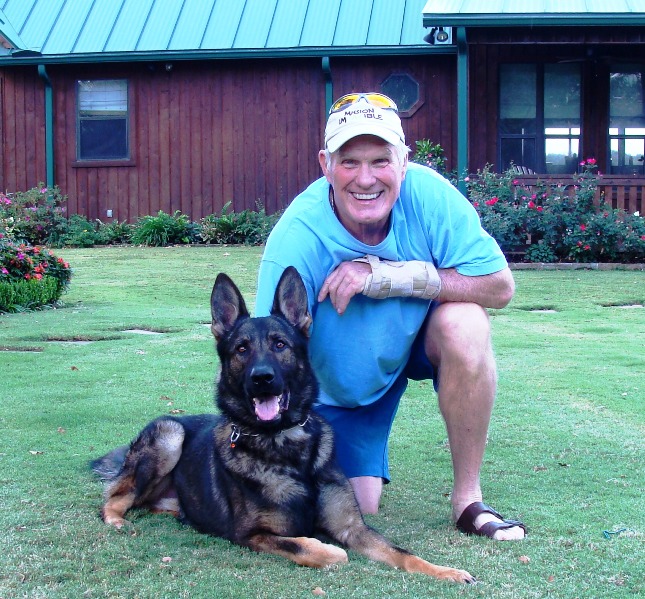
[584,245,591,250]
[527,200,536,209]
[485,197,499,206]
[580,224,587,231]
[537,206,543,212]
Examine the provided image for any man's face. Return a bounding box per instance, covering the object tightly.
[319,135,407,245]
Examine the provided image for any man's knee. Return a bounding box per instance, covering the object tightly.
[425,303,492,367]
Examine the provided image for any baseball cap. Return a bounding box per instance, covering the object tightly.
[324,93,405,153]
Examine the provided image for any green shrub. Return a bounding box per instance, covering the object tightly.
[411,140,458,185]
[60,214,101,247]
[96,219,133,245]
[131,210,195,246]
[0,184,68,245]
[199,202,281,245]
[0,275,60,312]
[0,239,72,312]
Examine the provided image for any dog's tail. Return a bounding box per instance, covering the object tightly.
[89,445,129,481]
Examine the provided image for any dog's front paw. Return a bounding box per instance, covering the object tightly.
[438,567,476,584]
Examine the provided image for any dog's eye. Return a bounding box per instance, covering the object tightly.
[274,340,286,350]
[236,344,247,354]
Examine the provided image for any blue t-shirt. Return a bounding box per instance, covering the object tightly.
[256,163,507,408]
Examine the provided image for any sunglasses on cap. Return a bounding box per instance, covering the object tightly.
[329,93,398,115]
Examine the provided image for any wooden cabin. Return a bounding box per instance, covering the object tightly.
[1,1,644,220]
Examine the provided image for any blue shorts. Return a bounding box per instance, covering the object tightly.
[313,317,437,483]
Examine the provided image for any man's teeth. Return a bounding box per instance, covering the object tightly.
[353,192,380,200]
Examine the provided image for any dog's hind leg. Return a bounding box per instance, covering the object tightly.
[100,418,185,528]
[247,534,348,569]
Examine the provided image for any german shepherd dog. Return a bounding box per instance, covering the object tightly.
[91,267,474,583]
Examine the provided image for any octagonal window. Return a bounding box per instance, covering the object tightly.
[381,73,422,117]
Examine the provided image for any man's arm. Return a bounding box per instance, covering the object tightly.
[318,261,514,314]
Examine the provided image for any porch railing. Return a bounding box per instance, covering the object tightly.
[513,175,644,215]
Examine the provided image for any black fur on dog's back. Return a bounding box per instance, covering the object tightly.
[91,267,474,583]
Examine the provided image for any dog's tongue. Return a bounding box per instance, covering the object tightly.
[254,396,280,421]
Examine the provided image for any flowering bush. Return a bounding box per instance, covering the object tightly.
[0,239,72,312]
[0,184,67,245]
[466,160,645,262]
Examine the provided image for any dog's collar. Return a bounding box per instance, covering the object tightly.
[229,416,310,448]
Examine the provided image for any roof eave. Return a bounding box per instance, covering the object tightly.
[0,44,456,66]
[423,14,645,28]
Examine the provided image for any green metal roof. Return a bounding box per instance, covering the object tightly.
[423,0,645,27]
[0,0,442,63]
[0,6,24,48]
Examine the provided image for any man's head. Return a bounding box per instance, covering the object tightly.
[319,93,409,245]
[324,93,406,154]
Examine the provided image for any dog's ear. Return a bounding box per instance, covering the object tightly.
[211,273,249,341]
[272,266,312,337]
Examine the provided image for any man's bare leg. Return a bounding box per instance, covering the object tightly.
[349,476,382,515]
[425,302,525,540]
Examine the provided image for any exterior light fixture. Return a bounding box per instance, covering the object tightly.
[435,27,449,43]
[423,27,452,45]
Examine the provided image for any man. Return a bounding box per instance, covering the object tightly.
[255,93,526,540]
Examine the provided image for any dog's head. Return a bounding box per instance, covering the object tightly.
[210,267,317,430]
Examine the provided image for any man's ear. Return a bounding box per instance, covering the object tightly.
[318,150,332,183]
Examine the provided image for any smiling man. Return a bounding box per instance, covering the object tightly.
[255,93,526,541]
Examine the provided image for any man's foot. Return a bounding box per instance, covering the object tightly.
[455,501,526,541]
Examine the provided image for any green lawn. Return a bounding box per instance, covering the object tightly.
[1,246,643,598]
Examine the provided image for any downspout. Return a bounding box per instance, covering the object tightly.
[37,64,54,189]
[455,27,468,196]
[322,56,333,115]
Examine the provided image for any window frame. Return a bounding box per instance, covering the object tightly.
[498,63,581,174]
[74,78,135,167]
[607,66,645,175]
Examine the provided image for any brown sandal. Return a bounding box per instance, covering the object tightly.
[456,501,527,538]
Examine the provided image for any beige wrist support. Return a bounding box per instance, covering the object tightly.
[354,254,441,300]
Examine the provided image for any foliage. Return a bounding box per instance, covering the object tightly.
[466,159,645,262]
[0,184,67,245]
[411,139,459,185]
[131,210,196,246]
[0,238,72,311]
[60,214,102,247]
[199,201,281,245]
[97,219,134,245]
[411,139,448,173]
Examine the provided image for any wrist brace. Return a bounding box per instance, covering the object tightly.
[354,254,441,300]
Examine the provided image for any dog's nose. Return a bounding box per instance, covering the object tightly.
[250,366,275,386]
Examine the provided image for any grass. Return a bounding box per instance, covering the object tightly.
[1,246,643,598]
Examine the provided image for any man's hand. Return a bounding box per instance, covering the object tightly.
[318,260,372,315]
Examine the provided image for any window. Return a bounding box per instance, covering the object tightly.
[499,64,581,174]
[381,73,422,117]
[77,80,129,161]
[609,66,645,175]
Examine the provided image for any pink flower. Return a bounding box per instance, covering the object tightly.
[473,201,479,207]
[512,179,519,185]
[40,187,48,194]
[1,267,8,275]
[537,206,543,212]
[580,224,587,231]
[584,245,591,250]
[527,200,536,209]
